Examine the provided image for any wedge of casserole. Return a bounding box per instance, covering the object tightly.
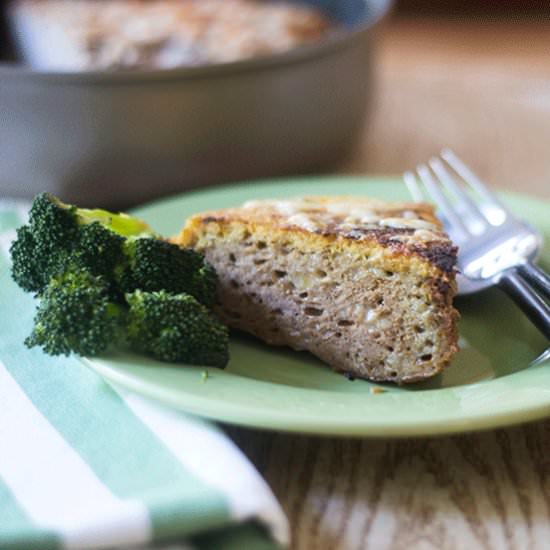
[176,196,459,383]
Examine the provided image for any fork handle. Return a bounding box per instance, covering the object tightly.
[517,262,550,298]
[498,269,550,341]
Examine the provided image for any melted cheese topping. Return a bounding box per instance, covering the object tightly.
[241,196,446,244]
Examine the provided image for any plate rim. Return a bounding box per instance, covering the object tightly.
[85,354,550,438]
[86,176,550,437]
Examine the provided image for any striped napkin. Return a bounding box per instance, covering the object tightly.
[0,201,289,550]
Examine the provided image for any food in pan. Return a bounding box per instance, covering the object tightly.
[10,0,335,71]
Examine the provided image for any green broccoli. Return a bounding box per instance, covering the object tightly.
[121,238,218,307]
[9,224,54,294]
[25,273,228,367]
[14,193,228,366]
[10,193,152,293]
[10,193,218,307]
[25,270,125,357]
[126,290,229,368]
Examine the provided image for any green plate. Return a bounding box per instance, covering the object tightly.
[85,177,550,437]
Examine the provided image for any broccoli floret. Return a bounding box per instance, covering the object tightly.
[10,193,218,307]
[10,193,153,293]
[126,290,229,368]
[121,238,218,307]
[13,192,227,366]
[10,194,79,291]
[74,223,127,299]
[25,270,125,356]
[10,224,61,293]
[27,191,80,245]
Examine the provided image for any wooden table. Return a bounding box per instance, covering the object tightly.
[228,18,550,549]
[347,17,550,200]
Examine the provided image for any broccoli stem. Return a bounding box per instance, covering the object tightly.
[75,208,154,238]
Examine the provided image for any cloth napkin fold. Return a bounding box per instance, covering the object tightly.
[0,201,289,550]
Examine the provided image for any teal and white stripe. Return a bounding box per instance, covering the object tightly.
[0,360,151,548]
[0,204,288,550]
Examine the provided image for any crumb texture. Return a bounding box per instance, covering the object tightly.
[177,196,459,383]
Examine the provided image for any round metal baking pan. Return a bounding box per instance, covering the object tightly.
[0,0,392,207]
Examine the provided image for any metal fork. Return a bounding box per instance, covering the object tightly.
[404,149,550,340]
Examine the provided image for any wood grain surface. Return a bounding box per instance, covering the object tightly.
[230,424,550,550]
[228,18,550,550]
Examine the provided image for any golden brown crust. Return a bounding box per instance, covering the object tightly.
[179,198,457,279]
[175,196,459,383]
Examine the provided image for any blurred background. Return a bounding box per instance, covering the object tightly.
[345,0,550,199]
[1,0,548,204]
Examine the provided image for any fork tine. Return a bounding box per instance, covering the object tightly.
[416,164,471,241]
[403,171,424,202]
[429,157,489,228]
[440,149,506,209]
